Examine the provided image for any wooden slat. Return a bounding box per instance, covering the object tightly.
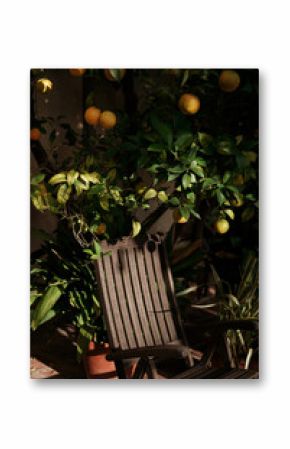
[135,248,163,345]
[159,244,188,346]
[143,245,171,343]
[102,252,129,349]
[127,247,154,346]
[119,248,146,347]
[110,249,137,349]
[151,248,178,341]
[95,258,119,349]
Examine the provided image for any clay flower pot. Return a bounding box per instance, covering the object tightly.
[83,342,117,379]
[83,341,137,379]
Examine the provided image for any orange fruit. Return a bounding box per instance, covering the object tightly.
[99,111,117,129]
[219,70,240,93]
[84,106,101,126]
[173,209,188,224]
[178,93,200,115]
[69,69,86,77]
[214,218,230,234]
[104,69,126,81]
[30,128,41,141]
[95,223,106,235]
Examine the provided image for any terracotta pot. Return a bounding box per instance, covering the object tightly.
[83,342,137,379]
[83,342,117,379]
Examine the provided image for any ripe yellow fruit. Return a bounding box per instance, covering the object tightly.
[233,174,244,186]
[30,128,41,141]
[219,70,240,93]
[231,197,244,208]
[99,111,117,129]
[214,218,230,234]
[173,209,188,224]
[84,106,101,126]
[69,69,86,77]
[178,93,200,115]
[104,69,126,81]
[95,223,106,235]
[36,78,53,93]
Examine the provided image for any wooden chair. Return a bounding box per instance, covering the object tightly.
[94,235,258,379]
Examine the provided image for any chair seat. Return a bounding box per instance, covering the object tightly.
[172,365,259,379]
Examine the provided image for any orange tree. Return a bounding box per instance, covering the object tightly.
[30,69,258,358]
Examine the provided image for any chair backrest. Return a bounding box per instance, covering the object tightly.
[94,236,185,351]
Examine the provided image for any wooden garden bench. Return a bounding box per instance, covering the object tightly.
[94,235,258,379]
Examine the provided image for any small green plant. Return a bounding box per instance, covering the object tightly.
[30,226,106,360]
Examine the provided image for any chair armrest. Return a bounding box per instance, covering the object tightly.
[106,344,190,361]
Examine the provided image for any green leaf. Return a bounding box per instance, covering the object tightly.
[180,69,189,87]
[67,170,79,186]
[74,179,88,196]
[99,196,110,210]
[157,191,168,202]
[150,114,173,147]
[182,173,191,189]
[169,196,180,206]
[144,188,157,200]
[57,184,71,204]
[147,143,166,152]
[223,171,231,184]
[36,309,57,327]
[241,207,255,222]
[179,206,190,220]
[168,172,180,182]
[106,168,117,183]
[191,210,201,219]
[175,133,193,149]
[132,220,141,237]
[92,240,101,257]
[31,173,45,185]
[186,192,196,203]
[31,285,63,330]
[198,132,213,147]
[49,173,67,185]
[108,69,123,81]
[168,165,184,174]
[191,165,204,178]
[216,189,226,206]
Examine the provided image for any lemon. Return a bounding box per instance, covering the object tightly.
[173,209,188,224]
[36,78,53,93]
[214,218,230,234]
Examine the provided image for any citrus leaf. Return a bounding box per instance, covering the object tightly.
[99,196,110,210]
[31,173,45,185]
[157,191,168,202]
[31,285,63,330]
[144,188,157,200]
[132,220,141,237]
[182,173,191,189]
[49,173,67,185]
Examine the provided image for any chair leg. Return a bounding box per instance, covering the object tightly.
[146,357,159,379]
[133,358,147,379]
[115,360,127,379]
